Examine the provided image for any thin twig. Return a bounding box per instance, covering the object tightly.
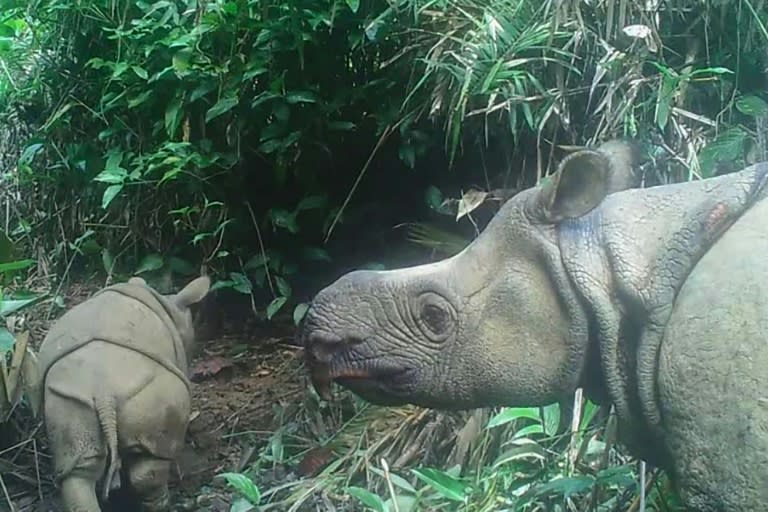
[245,201,275,298]
[0,471,15,512]
[324,121,403,243]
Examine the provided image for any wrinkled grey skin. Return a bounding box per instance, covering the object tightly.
[36,276,211,512]
[299,140,768,511]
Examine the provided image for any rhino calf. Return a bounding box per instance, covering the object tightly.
[37,275,211,512]
[299,140,768,511]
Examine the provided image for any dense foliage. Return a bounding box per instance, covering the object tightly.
[3,0,768,316]
[2,0,768,510]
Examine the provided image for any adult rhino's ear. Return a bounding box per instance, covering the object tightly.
[128,276,148,286]
[535,149,612,223]
[174,275,211,309]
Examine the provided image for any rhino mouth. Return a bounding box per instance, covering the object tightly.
[304,333,413,404]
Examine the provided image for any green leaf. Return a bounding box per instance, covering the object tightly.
[285,91,318,104]
[399,144,416,168]
[95,150,127,184]
[135,254,164,274]
[269,209,299,234]
[0,259,35,274]
[698,127,748,178]
[102,184,124,209]
[18,142,43,166]
[525,475,595,500]
[411,468,468,502]
[328,121,356,131]
[425,186,450,215]
[217,472,261,505]
[229,272,253,294]
[296,195,328,211]
[102,249,115,274]
[266,296,287,320]
[345,487,387,512]
[0,297,40,317]
[541,402,561,436]
[655,72,678,130]
[736,95,768,117]
[486,407,542,429]
[168,257,196,276]
[596,463,636,488]
[512,424,545,439]
[492,441,548,468]
[302,247,331,262]
[369,467,417,494]
[128,90,153,108]
[579,399,600,430]
[0,326,15,355]
[206,96,239,123]
[229,497,255,512]
[132,65,148,79]
[112,61,129,78]
[245,253,270,270]
[293,303,309,326]
[165,94,183,138]
[274,275,291,297]
[345,0,361,13]
[172,48,193,74]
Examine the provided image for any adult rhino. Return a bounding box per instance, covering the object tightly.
[299,139,768,511]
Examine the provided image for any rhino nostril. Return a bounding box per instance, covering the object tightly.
[307,332,345,362]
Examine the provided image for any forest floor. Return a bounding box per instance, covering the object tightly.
[3,280,314,512]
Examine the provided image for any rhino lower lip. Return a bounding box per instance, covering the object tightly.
[309,362,409,400]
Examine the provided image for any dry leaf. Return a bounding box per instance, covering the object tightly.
[456,189,488,220]
[190,356,233,382]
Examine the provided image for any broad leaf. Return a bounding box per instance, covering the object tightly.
[266,296,287,320]
[102,184,123,209]
[206,96,239,123]
[487,407,542,429]
[345,486,388,512]
[0,296,40,317]
[0,259,35,274]
[411,467,469,502]
[135,254,164,274]
[292,303,309,326]
[218,472,261,505]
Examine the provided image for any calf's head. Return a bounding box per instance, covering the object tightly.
[299,140,639,409]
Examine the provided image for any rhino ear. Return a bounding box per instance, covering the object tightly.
[537,149,611,223]
[174,276,211,309]
[128,276,147,286]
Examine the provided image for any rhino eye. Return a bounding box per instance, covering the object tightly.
[415,292,456,342]
[422,304,448,332]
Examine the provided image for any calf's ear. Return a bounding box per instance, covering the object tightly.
[174,275,211,309]
[536,149,612,223]
[128,276,147,286]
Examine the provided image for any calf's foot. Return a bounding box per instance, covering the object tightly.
[127,456,172,511]
[60,476,101,512]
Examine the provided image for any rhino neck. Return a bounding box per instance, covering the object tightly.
[558,162,768,468]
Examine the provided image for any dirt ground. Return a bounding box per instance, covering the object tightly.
[3,282,311,512]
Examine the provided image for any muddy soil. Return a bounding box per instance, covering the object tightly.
[4,283,309,512]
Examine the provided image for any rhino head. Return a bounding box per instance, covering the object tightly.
[299,140,640,409]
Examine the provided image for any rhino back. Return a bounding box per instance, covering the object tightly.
[39,287,189,386]
[657,196,768,510]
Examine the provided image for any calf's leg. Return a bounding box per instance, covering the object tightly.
[44,386,107,512]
